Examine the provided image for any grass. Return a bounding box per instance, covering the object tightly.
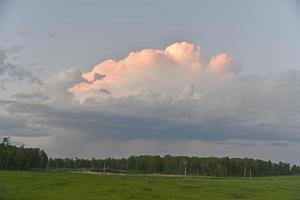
[0,171,299,200]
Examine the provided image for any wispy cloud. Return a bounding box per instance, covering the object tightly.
[16,31,31,36]
[46,32,56,39]
[0,46,41,88]
[13,92,49,101]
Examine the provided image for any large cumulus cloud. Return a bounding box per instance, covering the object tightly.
[69,42,237,103]
[61,42,300,129]
[1,41,300,163]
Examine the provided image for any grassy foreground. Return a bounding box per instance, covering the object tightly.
[0,171,299,200]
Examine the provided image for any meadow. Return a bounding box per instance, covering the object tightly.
[0,171,299,200]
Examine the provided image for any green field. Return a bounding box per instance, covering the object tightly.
[0,171,299,200]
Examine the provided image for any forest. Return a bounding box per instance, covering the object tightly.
[0,137,48,170]
[48,155,300,177]
[1,138,300,177]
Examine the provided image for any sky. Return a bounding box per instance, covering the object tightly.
[0,0,300,164]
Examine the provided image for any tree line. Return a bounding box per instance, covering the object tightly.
[48,155,300,177]
[1,138,300,176]
[0,137,48,170]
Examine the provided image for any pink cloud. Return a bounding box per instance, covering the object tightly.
[69,42,237,103]
[209,53,240,73]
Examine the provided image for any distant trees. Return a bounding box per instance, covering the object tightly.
[0,137,48,170]
[47,155,300,177]
[1,137,300,176]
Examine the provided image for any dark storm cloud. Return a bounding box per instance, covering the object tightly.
[0,115,46,137]
[3,101,300,143]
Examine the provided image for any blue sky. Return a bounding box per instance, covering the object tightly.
[0,0,300,164]
[1,0,300,75]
